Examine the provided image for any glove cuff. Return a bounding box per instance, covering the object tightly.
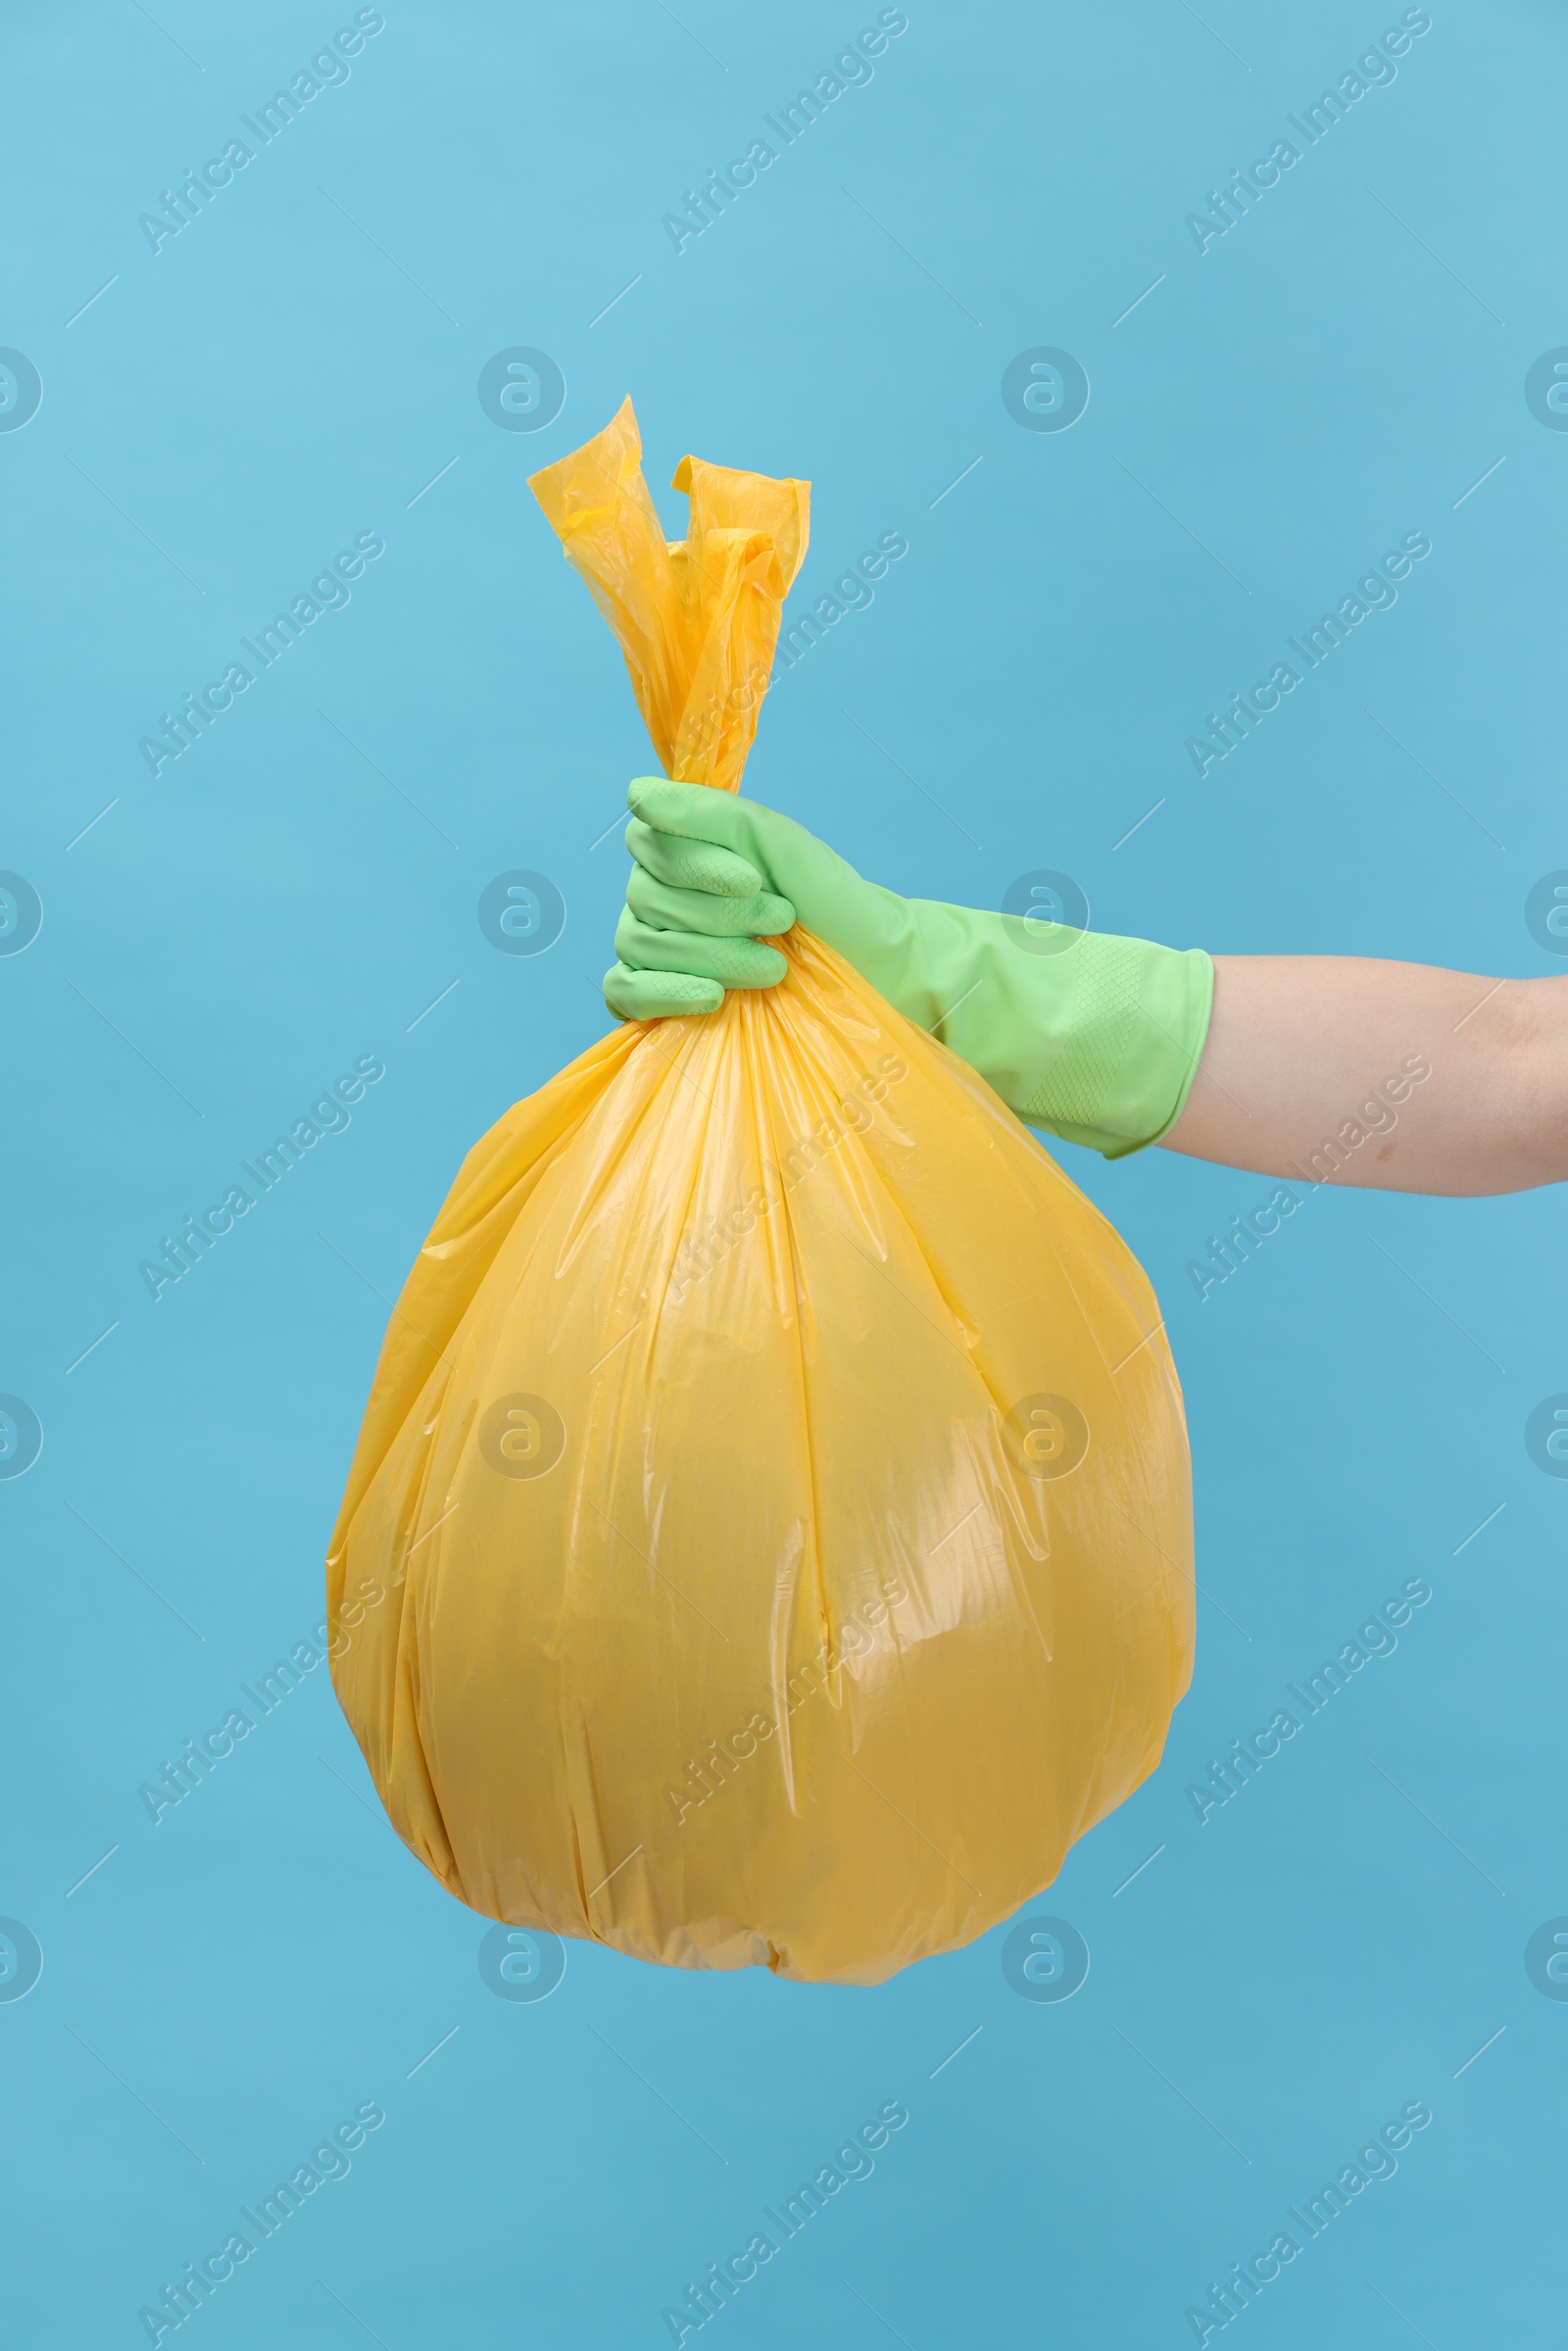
[1019,936,1214,1157]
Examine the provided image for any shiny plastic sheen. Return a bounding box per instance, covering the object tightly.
[325,400,1195,1984]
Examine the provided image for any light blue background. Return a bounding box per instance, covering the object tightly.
[3,2,1565,2343]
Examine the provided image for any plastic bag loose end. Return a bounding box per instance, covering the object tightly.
[526,395,808,795]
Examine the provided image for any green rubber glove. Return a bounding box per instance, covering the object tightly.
[604,777,1214,1158]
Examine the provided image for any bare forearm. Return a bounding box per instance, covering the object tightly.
[1162,956,1568,1196]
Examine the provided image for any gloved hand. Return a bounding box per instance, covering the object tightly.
[604,778,1214,1157]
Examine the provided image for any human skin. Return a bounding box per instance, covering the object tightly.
[1164,955,1568,1198]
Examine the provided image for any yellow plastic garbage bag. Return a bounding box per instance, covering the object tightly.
[325,398,1194,1985]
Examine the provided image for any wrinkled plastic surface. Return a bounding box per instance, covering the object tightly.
[326,399,1195,1984]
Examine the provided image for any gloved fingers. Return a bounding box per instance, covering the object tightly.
[630,775,752,841]
[628,776,850,913]
[604,960,723,1021]
[626,865,795,939]
[613,906,789,989]
[624,812,762,899]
